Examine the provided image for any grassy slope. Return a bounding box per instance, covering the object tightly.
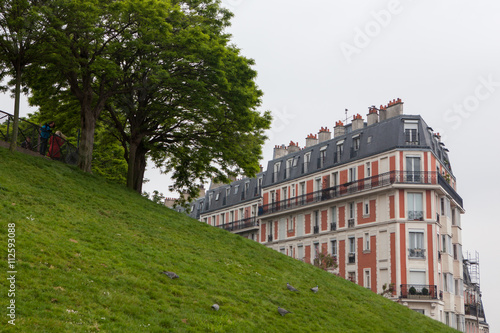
[0,147,457,332]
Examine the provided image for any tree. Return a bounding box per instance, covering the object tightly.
[103,0,271,198]
[0,0,46,152]
[31,0,150,171]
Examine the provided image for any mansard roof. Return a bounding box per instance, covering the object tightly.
[262,114,452,188]
[199,172,265,215]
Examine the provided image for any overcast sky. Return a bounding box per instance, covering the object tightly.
[3,0,498,329]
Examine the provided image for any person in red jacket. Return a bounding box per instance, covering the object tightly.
[48,131,66,160]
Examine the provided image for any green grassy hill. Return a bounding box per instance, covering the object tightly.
[0,147,457,332]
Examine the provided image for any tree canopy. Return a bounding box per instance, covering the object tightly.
[19,0,271,201]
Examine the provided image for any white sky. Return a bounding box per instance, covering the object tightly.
[3,0,498,329]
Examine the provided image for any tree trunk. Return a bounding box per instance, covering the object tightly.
[126,137,148,193]
[9,64,21,152]
[77,103,97,172]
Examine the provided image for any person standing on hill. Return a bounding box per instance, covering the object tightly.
[48,130,66,161]
[39,121,55,156]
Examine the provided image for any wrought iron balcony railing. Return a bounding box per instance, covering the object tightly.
[259,171,462,216]
[347,218,355,228]
[268,234,273,242]
[216,216,259,233]
[330,222,337,231]
[400,284,437,299]
[408,211,423,221]
[313,225,319,234]
[408,248,426,258]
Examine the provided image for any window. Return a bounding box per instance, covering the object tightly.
[226,188,230,198]
[203,217,208,224]
[288,216,294,231]
[332,172,338,187]
[212,215,216,226]
[273,162,281,182]
[331,239,337,256]
[331,206,337,230]
[208,193,213,208]
[289,245,293,257]
[270,191,275,204]
[314,211,319,233]
[234,185,239,194]
[336,142,344,158]
[292,156,299,167]
[319,146,327,168]
[297,245,304,261]
[353,136,360,151]
[349,202,355,219]
[348,271,356,282]
[220,213,225,225]
[444,273,454,293]
[349,237,356,254]
[303,153,311,173]
[245,182,249,193]
[366,162,371,177]
[404,120,419,145]
[413,309,425,315]
[230,211,234,222]
[406,156,421,182]
[258,177,262,194]
[239,208,244,220]
[364,269,371,288]
[409,230,425,258]
[285,158,293,179]
[408,193,423,220]
[364,232,370,251]
[364,199,370,216]
[349,167,356,182]
[280,247,285,254]
[313,242,320,258]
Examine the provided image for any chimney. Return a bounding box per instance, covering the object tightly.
[379,105,387,121]
[434,132,441,142]
[367,106,378,126]
[287,141,301,153]
[273,144,288,159]
[334,121,346,137]
[318,127,331,143]
[259,164,264,173]
[351,114,364,131]
[305,133,318,148]
[385,98,404,119]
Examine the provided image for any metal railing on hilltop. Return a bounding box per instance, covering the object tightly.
[0,110,79,165]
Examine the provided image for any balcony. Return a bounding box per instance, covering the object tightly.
[216,216,259,233]
[438,174,463,208]
[400,284,437,299]
[267,234,273,242]
[259,171,458,216]
[347,219,355,228]
[330,222,337,231]
[313,225,319,234]
[408,248,426,258]
[348,253,356,264]
[408,211,423,221]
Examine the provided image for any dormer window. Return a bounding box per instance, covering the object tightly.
[404,120,419,145]
[353,135,360,151]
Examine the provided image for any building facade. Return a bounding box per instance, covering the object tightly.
[188,99,487,332]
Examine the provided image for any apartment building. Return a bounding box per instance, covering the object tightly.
[188,99,487,331]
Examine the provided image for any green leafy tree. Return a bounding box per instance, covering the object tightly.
[104,0,271,198]
[0,0,46,152]
[30,0,149,172]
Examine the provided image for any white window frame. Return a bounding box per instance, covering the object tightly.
[364,232,370,251]
[364,269,371,289]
